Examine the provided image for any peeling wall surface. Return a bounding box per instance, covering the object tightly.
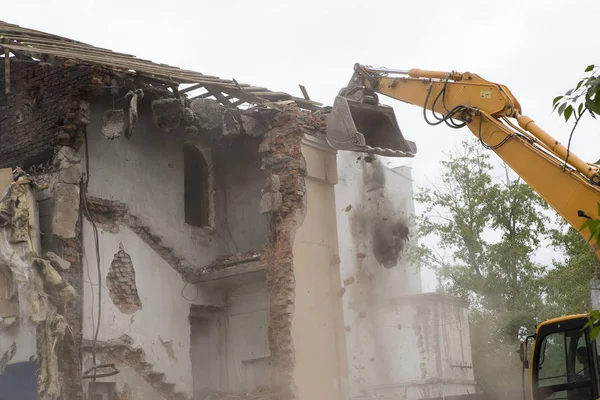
[85,99,225,269]
[82,220,224,398]
[291,136,348,400]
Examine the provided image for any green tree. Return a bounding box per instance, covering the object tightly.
[414,139,551,393]
[552,64,600,334]
[542,221,600,319]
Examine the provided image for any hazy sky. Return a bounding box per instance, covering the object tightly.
[5,0,600,291]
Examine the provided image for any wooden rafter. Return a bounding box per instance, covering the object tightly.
[0,20,323,110]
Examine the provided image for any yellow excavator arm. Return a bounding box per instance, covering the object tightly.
[326,63,600,260]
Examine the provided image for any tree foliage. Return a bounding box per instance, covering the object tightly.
[553,64,600,126]
[543,221,600,319]
[414,139,598,393]
[414,140,549,319]
[552,64,600,337]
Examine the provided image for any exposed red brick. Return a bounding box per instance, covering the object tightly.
[258,106,324,400]
[106,244,142,314]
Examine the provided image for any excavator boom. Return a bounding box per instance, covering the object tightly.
[326,63,600,260]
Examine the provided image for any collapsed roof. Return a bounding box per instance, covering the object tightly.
[0,20,322,110]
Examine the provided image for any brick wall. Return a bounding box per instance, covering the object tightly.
[0,58,93,168]
[106,244,142,314]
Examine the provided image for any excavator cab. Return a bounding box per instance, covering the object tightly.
[521,315,600,400]
[326,93,417,158]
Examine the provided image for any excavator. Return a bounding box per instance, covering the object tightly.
[325,63,600,400]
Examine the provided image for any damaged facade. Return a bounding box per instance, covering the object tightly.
[0,21,476,400]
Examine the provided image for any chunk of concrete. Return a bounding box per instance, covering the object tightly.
[265,174,281,193]
[260,192,282,214]
[58,163,82,185]
[53,146,81,170]
[182,107,195,124]
[46,251,71,271]
[51,183,80,239]
[189,98,225,130]
[102,109,126,140]
[152,98,183,132]
[241,114,267,137]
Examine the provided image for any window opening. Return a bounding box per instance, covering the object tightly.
[184,144,210,227]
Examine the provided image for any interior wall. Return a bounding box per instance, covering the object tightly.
[85,99,225,268]
[212,137,270,254]
[224,274,270,392]
[291,136,348,400]
[82,220,224,398]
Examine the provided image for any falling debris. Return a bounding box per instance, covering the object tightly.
[102,109,126,140]
[372,219,410,269]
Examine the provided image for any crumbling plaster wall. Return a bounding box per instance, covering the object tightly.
[334,152,423,398]
[82,220,224,398]
[85,98,269,270]
[85,99,225,269]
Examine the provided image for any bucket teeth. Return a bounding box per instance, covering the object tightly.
[326,96,417,158]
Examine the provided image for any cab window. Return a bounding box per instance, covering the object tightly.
[536,328,592,400]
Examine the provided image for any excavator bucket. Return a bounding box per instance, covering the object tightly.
[326,96,417,157]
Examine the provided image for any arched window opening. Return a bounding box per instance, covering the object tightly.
[184,144,210,227]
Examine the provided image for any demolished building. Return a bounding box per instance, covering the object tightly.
[0,20,477,400]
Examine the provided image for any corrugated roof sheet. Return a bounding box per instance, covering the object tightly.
[0,20,321,110]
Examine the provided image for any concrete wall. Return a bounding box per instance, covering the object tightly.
[82,220,224,398]
[334,151,423,398]
[224,274,270,392]
[84,99,273,398]
[86,100,224,268]
[291,135,349,400]
[364,294,477,399]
